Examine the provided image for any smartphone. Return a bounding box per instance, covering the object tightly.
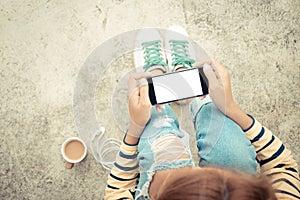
[147,67,209,105]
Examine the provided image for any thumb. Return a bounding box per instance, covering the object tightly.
[203,64,219,89]
[139,84,151,106]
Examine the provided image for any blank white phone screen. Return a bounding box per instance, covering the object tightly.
[153,69,203,104]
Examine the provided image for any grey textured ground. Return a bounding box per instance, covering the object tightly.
[1,0,299,199]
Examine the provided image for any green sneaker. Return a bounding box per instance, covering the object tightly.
[165,25,196,72]
[134,28,168,73]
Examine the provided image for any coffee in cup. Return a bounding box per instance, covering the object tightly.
[61,137,87,168]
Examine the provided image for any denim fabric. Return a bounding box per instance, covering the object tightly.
[135,104,194,199]
[135,96,257,199]
[190,97,257,173]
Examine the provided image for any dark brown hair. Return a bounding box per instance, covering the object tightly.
[156,167,277,200]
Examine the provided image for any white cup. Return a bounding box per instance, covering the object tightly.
[61,137,87,164]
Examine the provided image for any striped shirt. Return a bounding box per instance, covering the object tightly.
[105,116,300,199]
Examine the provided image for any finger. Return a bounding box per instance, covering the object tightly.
[127,74,138,99]
[211,57,222,69]
[203,64,219,89]
[139,84,151,106]
[133,72,152,81]
[135,74,151,88]
[128,88,139,105]
[134,72,152,89]
[138,78,148,87]
[211,58,226,73]
[156,104,164,112]
[192,60,212,68]
[128,72,151,96]
[208,58,222,79]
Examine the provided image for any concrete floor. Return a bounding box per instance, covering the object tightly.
[1,0,299,199]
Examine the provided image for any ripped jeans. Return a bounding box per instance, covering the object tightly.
[135,96,257,199]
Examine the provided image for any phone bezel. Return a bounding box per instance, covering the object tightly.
[147,67,209,105]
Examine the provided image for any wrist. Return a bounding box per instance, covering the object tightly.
[124,122,144,143]
[226,101,240,117]
[128,121,145,136]
[124,122,145,145]
[124,133,139,145]
[226,102,253,130]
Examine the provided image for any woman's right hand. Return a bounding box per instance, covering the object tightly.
[203,58,236,115]
[126,72,152,142]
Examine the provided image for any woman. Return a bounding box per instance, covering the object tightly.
[105,28,299,199]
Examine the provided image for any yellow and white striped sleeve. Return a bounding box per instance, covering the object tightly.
[244,115,300,199]
[105,141,139,200]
